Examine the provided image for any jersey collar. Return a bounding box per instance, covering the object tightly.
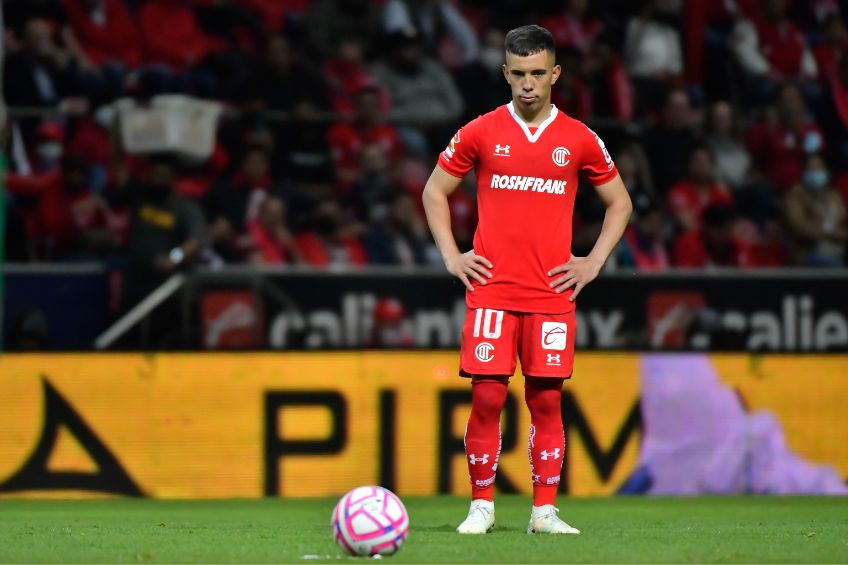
[506,101,559,143]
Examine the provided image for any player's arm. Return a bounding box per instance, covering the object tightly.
[548,173,632,300]
[422,165,492,291]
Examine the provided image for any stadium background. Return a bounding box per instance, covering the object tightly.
[1,0,847,506]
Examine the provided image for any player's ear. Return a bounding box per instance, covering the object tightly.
[551,64,562,85]
[502,63,509,83]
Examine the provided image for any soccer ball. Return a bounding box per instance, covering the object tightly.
[332,486,409,557]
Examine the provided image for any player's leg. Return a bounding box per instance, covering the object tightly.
[456,307,518,534]
[518,311,580,534]
[456,376,508,534]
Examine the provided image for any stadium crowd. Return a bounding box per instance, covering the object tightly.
[4,0,848,283]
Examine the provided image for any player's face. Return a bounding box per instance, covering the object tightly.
[503,50,560,115]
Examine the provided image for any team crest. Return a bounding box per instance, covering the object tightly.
[552,147,571,167]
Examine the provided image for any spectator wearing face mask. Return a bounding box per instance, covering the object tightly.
[782,154,847,267]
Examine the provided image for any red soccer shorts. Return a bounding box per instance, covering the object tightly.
[459,306,575,378]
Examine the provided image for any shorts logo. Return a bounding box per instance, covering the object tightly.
[475,342,495,362]
[552,147,571,167]
[541,322,567,350]
[546,353,561,366]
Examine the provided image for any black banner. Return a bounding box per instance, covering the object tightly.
[191,269,848,352]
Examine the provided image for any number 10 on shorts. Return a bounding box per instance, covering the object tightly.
[541,322,567,350]
[473,309,504,339]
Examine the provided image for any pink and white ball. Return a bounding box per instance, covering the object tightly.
[332,486,409,557]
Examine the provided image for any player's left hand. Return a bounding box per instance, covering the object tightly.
[547,255,603,301]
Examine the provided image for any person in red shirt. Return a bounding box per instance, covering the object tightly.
[747,81,825,192]
[422,25,632,535]
[666,145,735,232]
[295,199,368,267]
[672,204,755,267]
[539,0,603,55]
[327,86,402,189]
[136,0,224,72]
[61,0,142,69]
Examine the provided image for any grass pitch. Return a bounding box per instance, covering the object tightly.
[0,496,846,563]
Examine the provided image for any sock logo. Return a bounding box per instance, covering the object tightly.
[540,448,561,461]
[468,453,490,465]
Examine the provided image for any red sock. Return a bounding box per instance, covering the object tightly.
[465,379,509,501]
[525,379,565,507]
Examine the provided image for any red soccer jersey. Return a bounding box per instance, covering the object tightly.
[438,102,618,313]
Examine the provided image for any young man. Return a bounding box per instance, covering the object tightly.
[422,25,632,535]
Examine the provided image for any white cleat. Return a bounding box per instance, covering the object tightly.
[456,500,495,534]
[527,505,580,534]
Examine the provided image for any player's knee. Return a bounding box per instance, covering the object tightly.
[470,378,509,419]
[524,385,562,422]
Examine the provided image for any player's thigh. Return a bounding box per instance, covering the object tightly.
[517,311,576,378]
[459,306,519,377]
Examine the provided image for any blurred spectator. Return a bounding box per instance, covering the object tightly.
[382,0,480,67]
[672,204,754,268]
[747,82,826,192]
[246,196,303,265]
[614,141,656,202]
[192,0,267,53]
[251,36,331,114]
[322,38,385,117]
[3,18,78,108]
[617,194,669,271]
[362,192,434,265]
[551,48,593,120]
[348,143,399,221]
[60,0,142,69]
[731,0,818,101]
[368,297,414,348]
[204,146,279,263]
[294,199,368,267]
[540,0,603,56]
[136,0,224,72]
[782,154,847,266]
[372,32,464,153]
[704,100,753,189]
[124,154,206,302]
[6,156,117,260]
[812,14,848,81]
[643,88,698,192]
[667,145,735,232]
[624,0,683,115]
[328,87,403,190]
[304,0,382,59]
[819,55,848,170]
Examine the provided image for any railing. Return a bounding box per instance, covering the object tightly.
[5,264,848,352]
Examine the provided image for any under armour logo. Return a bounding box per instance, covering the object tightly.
[546,353,561,365]
[540,448,561,461]
[494,144,510,155]
[468,453,490,465]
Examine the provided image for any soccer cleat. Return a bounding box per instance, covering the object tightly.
[527,505,580,535]
[456,500,495,534]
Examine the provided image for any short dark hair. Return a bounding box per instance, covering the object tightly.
[504,25,555,57]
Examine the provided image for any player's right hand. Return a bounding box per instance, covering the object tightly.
[445,250,493,292]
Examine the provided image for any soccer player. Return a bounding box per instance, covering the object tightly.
[422,25,632,534]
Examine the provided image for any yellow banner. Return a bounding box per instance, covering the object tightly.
[0,353,845,498]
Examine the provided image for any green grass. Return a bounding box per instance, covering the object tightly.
[1,497,846,563]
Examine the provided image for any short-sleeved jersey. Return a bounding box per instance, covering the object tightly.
[438,102,618,313]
